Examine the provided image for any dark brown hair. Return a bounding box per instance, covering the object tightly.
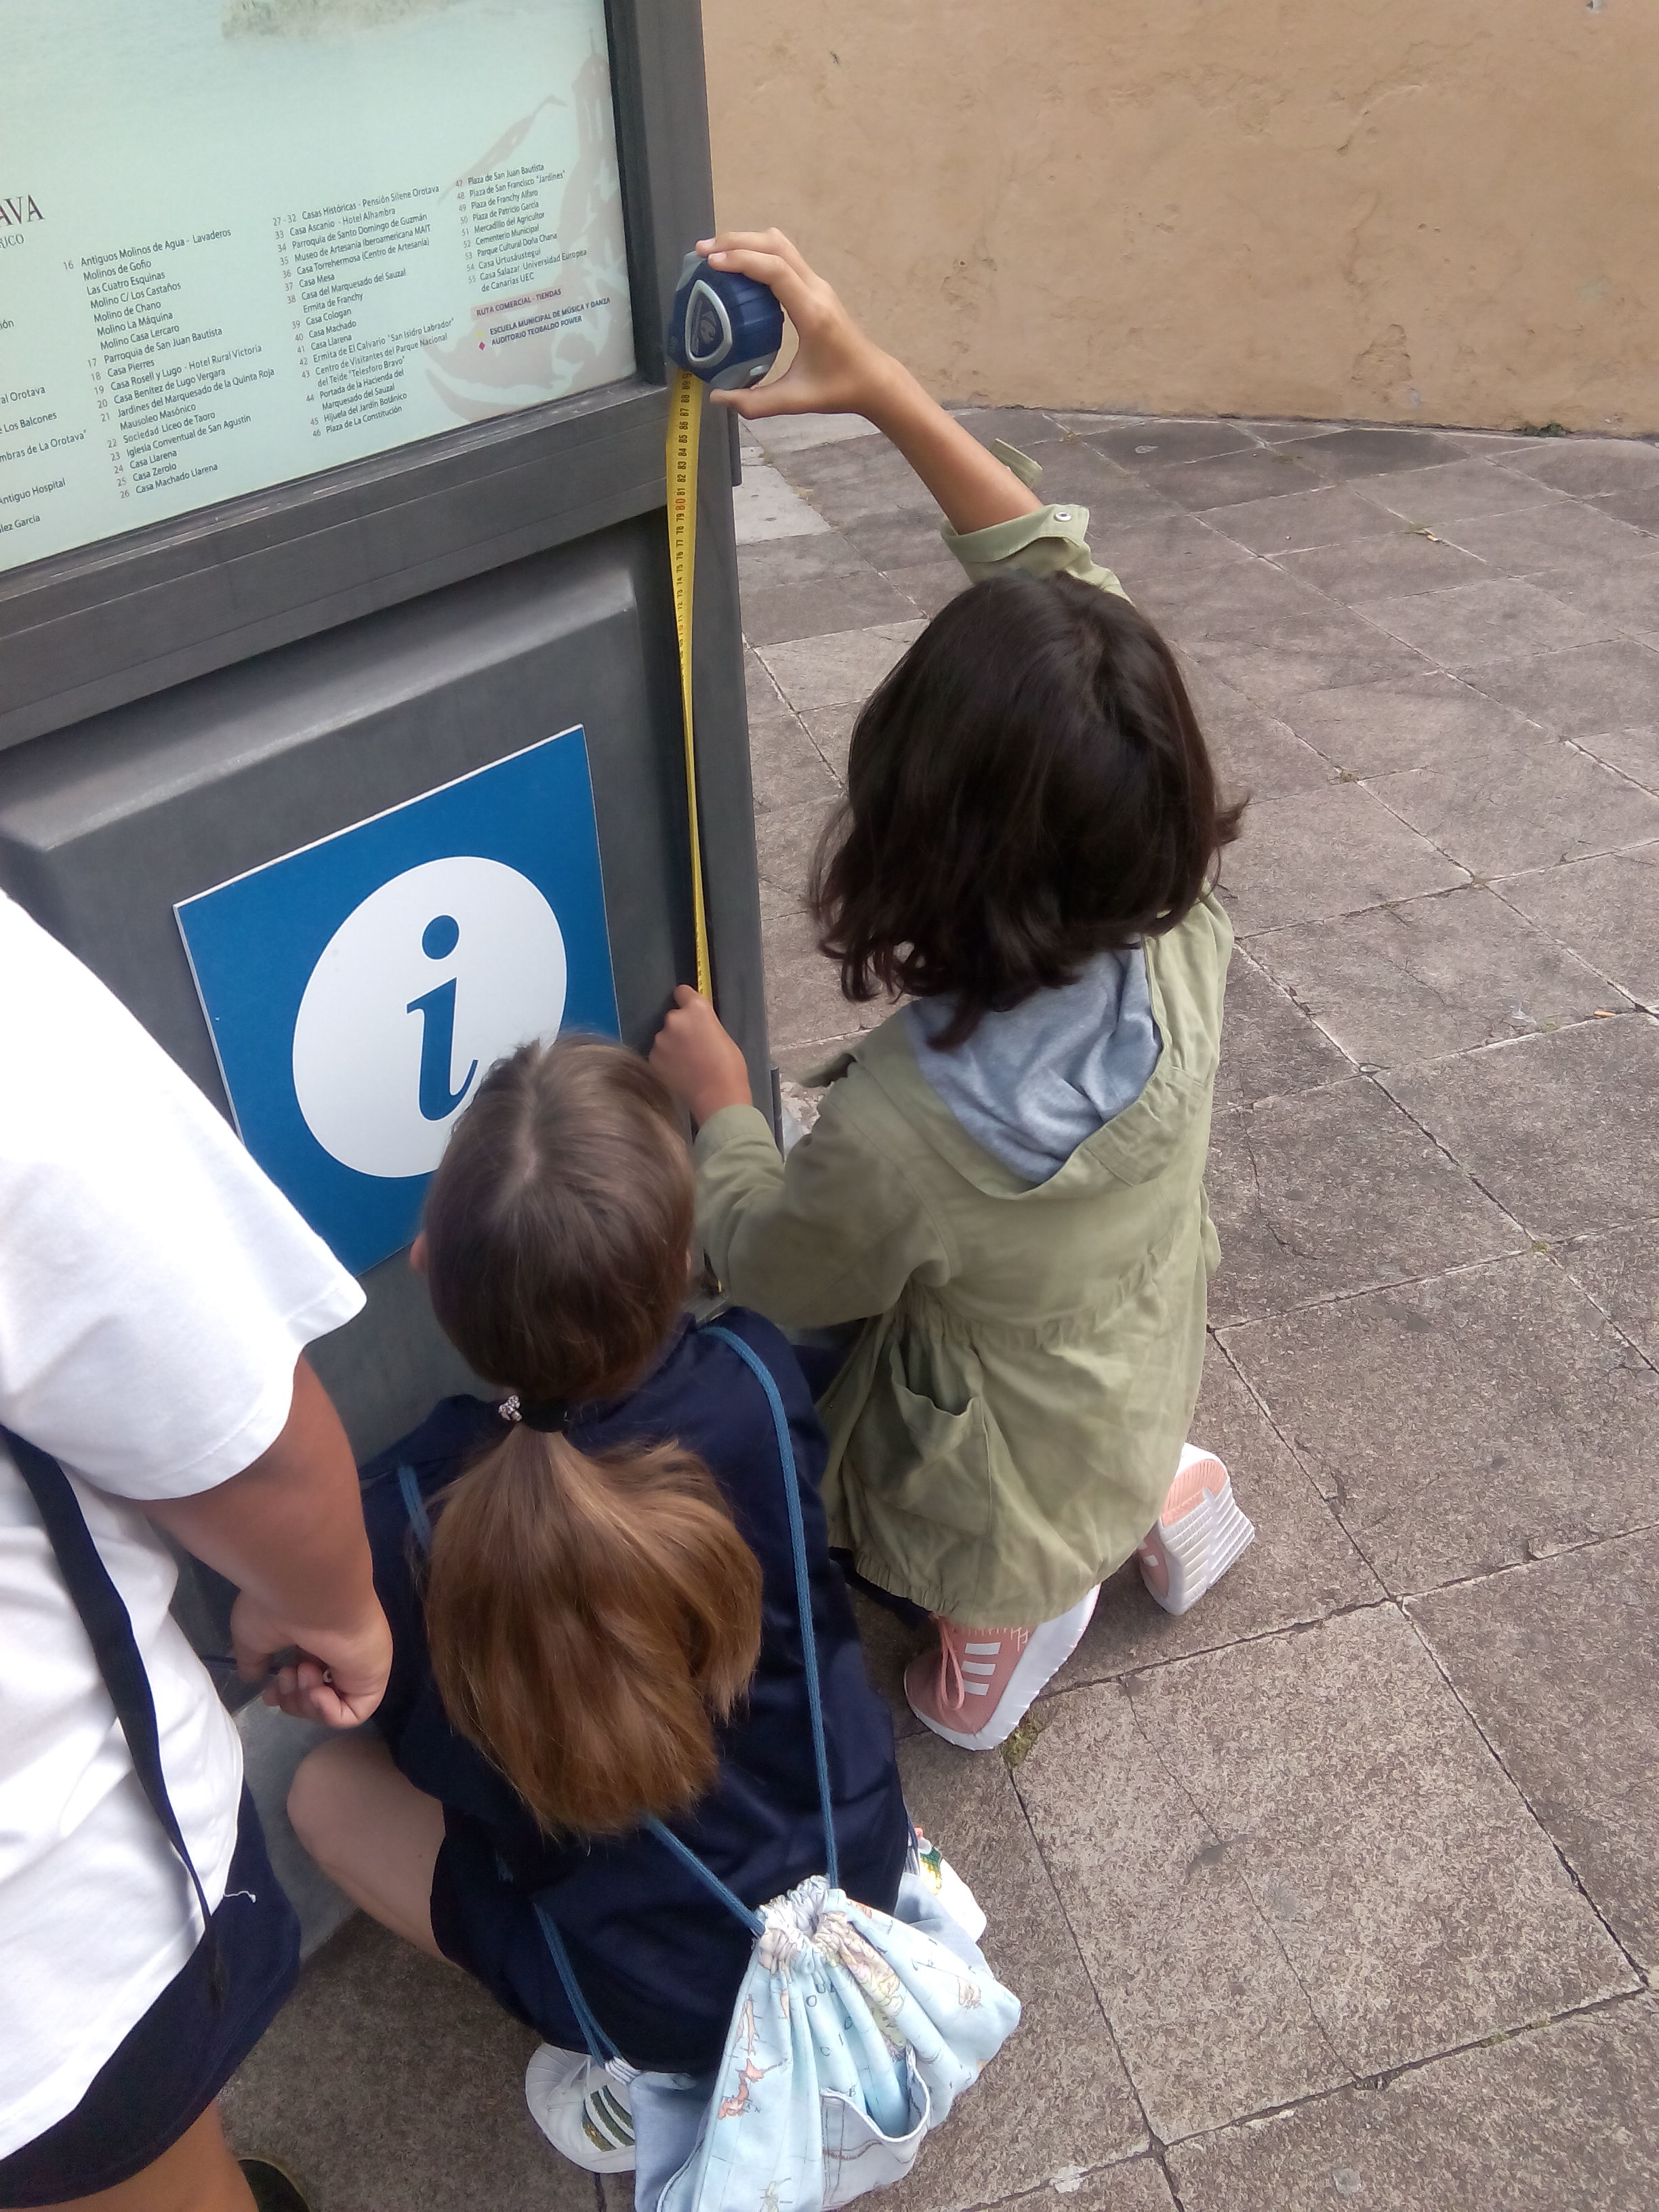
[811,571,1246,1046]
[419,1039,762,1837]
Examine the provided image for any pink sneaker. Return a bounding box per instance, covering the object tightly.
[904,1587,1100,1750]
[1136,1443,1254,1616]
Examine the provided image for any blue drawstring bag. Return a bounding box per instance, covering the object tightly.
[533,1328,1021,2210]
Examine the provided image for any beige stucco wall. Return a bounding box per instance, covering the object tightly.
[703,1,1658,432]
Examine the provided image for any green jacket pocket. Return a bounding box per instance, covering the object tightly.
[855,1341,994,1539]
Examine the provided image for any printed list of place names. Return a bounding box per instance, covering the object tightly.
[458,162,567,301]
[80,232,274,501]
[1,149,621,573]
[274,191,451,438]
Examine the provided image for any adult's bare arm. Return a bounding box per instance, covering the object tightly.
[141,1356,391,1728]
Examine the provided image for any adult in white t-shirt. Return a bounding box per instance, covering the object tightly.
[0,893,390,2212]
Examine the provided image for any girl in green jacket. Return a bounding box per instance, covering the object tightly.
[651,231,1253,1751]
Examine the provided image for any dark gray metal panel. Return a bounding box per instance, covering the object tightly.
[0,393,668,753]
[0,512,750,1456]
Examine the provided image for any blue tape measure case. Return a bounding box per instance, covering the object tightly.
[665,253,785,391]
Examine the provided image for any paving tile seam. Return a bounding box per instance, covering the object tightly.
[1377,1004,1659,1069]
[1345,758,1530,897]
[1360,1001,1645,1077]
[1391,1514,1659,1607]
[1359,1061,1547,1245]
[996,1748,1163,2156]
[1222,945,1364,1096]
[1355,746,1659,870]
[1537,1244,1659,1389]
[1212,1229,1659,1363]
[1398,1610,1648,1989]
[1396,1517,1659,1611]
[1038,1594,1396,1702]
[1563,734,1659,802]
[1151,1983,1657,2163]
[1225,912,1644,1078]
[1357,736,1659,836]
[952,2144,1168,2212]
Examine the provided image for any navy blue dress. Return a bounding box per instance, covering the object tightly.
[360,1307,911,2074]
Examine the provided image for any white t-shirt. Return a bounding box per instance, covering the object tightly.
[0,893,364,2157]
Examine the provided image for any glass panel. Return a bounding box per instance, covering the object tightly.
[0,0,636,577]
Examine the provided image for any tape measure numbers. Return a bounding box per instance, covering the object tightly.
[663,253,785,1004]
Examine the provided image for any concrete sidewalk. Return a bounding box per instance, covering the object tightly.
[225,411,1659,2211]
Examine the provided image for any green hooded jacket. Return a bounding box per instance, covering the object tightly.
[693,501,1233,1626]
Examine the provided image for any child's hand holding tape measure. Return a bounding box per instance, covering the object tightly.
[669,229,901,420]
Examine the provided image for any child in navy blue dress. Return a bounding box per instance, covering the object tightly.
[287,1040,912,2175]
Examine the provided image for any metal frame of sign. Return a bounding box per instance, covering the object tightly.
[0,0,766,1095]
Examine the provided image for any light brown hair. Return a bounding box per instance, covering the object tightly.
[419,1039,762,1836]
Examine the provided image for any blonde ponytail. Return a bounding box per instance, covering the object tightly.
[426,1422,762,1835]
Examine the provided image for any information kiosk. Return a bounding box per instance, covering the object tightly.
[0,0,766,1469]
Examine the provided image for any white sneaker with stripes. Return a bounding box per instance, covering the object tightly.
[1136,1443,1254,1617]
[525,2045,638,2173]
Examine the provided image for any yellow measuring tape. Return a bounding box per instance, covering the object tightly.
[665,364,712,999]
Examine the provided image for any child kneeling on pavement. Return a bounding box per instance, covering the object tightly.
[287,1039,948,2175]
[652,230,1255,1753]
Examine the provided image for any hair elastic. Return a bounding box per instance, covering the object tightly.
[499,1393,572,1434]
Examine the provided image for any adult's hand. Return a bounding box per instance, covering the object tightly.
[231,1590,392,1729]
[144,1357,390,1728]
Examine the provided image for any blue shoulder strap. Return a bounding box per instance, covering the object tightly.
[3,1425,228,2005]
[396,1462,432,1551]
[702,1324,839,1892]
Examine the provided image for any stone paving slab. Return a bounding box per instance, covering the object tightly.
[1220,1253,1659,1592]
[1193,617,1435,714]
[1166,1998,1659,2212]
[1450,636,1659,737]
[222,1917,568,2212]
[1204,1079,1523,1324]
[1019,1606,1635,2142]
[1249,885,1624,1067]
[1268,669,1543,779]
[1215,781,1467,936]
[1409,1530,1659,1971]
[1382,1015,1659,1241]
[1498,844,1659,1010]
[1368,726,1659,877]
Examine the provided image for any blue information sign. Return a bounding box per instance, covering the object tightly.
[177,725,619,1273]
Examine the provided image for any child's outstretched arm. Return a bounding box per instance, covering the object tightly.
[699,230,1042,537]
